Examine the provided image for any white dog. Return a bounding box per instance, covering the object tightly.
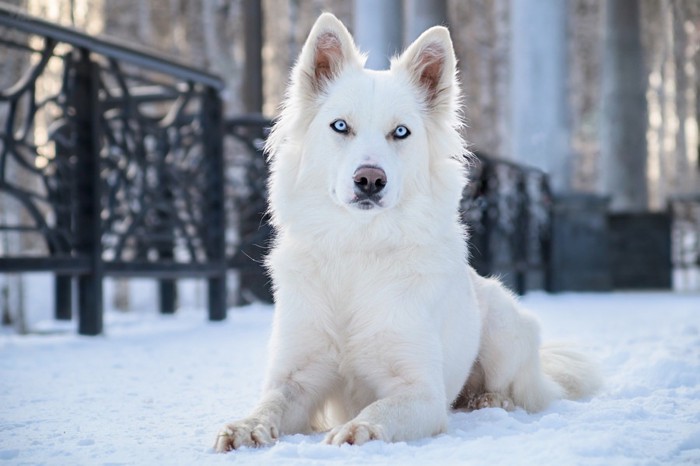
[215,13,600,452]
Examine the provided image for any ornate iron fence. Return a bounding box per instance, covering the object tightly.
[224,115,274,304]
[0,6,226,334]
[670,195,700,290]
[462,153,553,294]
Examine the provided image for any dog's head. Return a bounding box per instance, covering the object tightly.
[267,13,466,229]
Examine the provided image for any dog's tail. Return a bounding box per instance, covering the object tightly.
[539,343,603,401]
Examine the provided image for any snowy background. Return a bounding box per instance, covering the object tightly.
[1,283,700,465]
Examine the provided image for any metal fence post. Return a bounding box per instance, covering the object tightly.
[514,172,528,295]
[541,178,554,293]
[54,276,72,320]
[157,156,177,314]
[72,48,103,335]
[159,280,177,314]
[54,125,74,321]
[203,86,227,321]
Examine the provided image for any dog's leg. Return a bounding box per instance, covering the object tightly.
[324,329,449,446]
[214,365,331,451]
[324,386,447,446]
[454,390,514,411]
[214,307,335,452]
[470,271,600,413]
[469,273,564,412]
[452,361,514,411]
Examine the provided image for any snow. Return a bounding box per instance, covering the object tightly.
[1,291,700,465]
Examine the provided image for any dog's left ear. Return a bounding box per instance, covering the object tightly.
[295,13,363,96]
[393,26,458,112]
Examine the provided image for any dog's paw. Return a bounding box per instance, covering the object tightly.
[468,392,514,411]
[214,419,279,452]
[324,421,388,446]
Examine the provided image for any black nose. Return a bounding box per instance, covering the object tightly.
[353,166,387,197]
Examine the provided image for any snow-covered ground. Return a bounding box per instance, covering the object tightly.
[1,290,699,465]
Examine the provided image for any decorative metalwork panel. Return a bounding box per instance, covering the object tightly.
[97,59,214,264]
[0,23,223,267]
[461,153,553,293]
[224,115,270,260]
[223,116,273,303]
[0,33,76,258]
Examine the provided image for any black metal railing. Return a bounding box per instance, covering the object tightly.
[0,6,226,334]
[670,195,700,290]
[224,115,274,304]
[463,153,553,294]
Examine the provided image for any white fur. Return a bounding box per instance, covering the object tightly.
[214,13,601,452]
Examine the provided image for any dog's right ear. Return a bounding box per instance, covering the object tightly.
[294,13,363,96]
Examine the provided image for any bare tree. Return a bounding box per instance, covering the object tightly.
[448,0,511,158]
[261,0,353,115]
[242,0,263,113]
[568,0,602,193]
[638,0,698,209]
[671,0,699,195]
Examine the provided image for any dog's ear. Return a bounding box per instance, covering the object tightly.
[295,13,363,95]
[393,26,458,112]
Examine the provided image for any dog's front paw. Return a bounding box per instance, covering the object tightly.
[464,392,514,411]
[214,419,279,452]
[324,421,388,446]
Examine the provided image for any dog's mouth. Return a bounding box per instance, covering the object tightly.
[350,195,383,211]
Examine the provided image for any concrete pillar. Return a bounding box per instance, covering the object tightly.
[403,0,447,44]
[510,0,571,193]
[353,0,403,70]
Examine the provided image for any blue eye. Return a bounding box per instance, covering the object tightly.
[393,125,410,139]
[331,119,349,133]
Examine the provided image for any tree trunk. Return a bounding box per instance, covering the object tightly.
[600,0,649,212]
[672,0,698,194]
[242,0,263,113]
